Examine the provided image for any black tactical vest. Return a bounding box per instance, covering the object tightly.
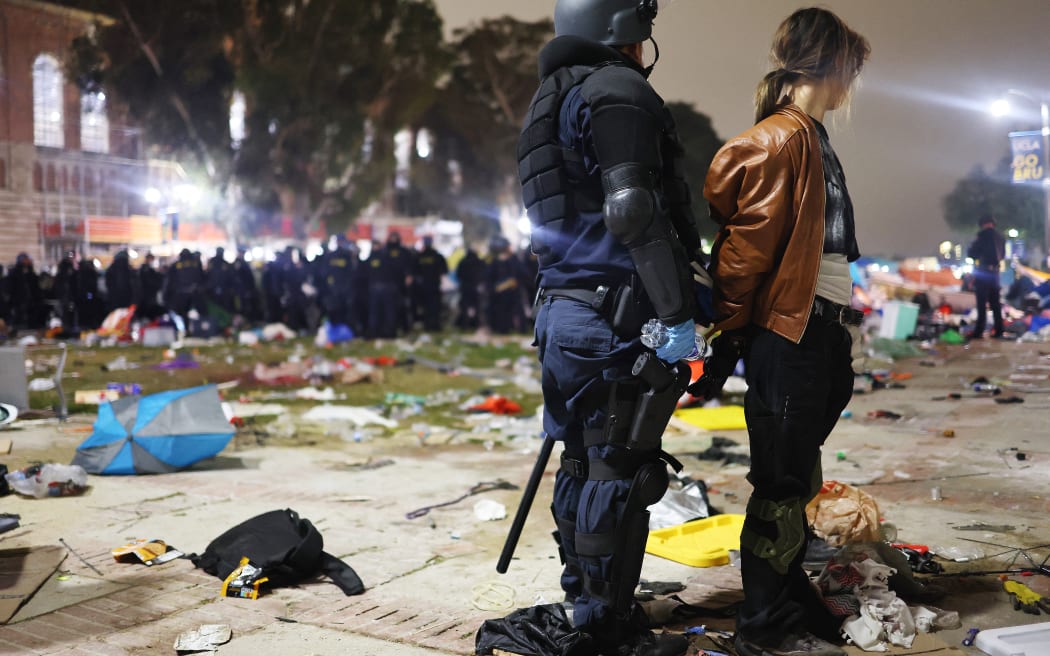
[517,64,606,265]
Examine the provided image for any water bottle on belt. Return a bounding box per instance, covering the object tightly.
[640,318,706,361]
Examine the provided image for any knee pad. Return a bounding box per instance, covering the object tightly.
[739,496,806,576]
[575,461,670,616]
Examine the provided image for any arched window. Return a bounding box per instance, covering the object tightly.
[80,91,109,153]
[0,159,6,189]
[33,54,64,148]
[32,163,43,191]
[46,164,56,191]
[84,167,95,193]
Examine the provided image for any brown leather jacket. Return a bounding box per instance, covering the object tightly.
[704,104,826,344]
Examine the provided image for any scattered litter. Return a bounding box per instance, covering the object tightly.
[675,405,747,431]
[253,360,308,384]
[222,402,287,419]
[0,403,18,427]
[112,539,184,566]
[295,387,342,401]
[174,624,232,654]
[4,464,88,497]
[867,409,903,420]
[261,323,297,341]
[995,396,1025,404]
[27,377,55,391]
[646,514,745,567]
[72,386,234,475]
[153,352,199,370]
[806,480,882,546]
[468,395,523,415]
[74,389,120,405]
[695,436,750,467]
[1003,580,1050,615]
[301,405,397,428]
[974,621,1050,656]
[650,479,715,529]
[952,523,1016,533]
[471,581,516,612]
[474,499,508,521]
[405,480,518,520]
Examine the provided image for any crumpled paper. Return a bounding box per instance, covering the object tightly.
[805,480,882,546]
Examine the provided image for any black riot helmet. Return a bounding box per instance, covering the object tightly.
[554,0,660,46]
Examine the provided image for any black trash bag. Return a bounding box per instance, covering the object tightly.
[189,508,364,596]
[475,604,592,656]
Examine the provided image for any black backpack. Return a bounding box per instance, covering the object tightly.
[189,508,364,596]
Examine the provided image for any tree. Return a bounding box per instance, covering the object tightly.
[61,0,448,237]
[666,102,723,241]
[943,156,1045,247]
[415,17,554,242]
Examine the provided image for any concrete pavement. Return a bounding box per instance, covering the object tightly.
[1,337,1049,655]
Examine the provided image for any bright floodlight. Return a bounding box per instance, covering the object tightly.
[143,187,162,204]
[175,184,200,205]
[517,215,532,236]
[991,99,1011,117]
[1008,229,1019,238]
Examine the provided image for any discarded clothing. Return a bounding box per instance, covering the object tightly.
[475,603,592,656]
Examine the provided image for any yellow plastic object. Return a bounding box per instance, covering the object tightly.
[674,405,747,431]
[646,514,745,567]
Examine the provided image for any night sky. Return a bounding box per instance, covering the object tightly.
[434,0,1050,257]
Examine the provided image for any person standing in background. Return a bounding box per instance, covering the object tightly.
[967,215,1006,339]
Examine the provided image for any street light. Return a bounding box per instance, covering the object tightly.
[993,89,1050,266]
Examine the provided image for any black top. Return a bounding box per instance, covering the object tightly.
[812,118,860,262]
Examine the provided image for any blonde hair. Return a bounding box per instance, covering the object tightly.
[755,7,870,124]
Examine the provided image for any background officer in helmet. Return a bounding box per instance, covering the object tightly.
[485,235,524,334]
[324,235,357,329]
[519,1,703,654]
[412,235,448,332]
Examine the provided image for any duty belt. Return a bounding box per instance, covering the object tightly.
[537,286,611,313]
[812,296,864,327]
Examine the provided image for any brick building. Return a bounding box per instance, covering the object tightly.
[0,0,185,268]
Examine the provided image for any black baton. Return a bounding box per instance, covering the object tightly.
[497,434,556,574]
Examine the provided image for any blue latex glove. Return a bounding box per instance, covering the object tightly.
[654,319,697,363]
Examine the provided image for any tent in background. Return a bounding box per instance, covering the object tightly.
[72,386,235,475]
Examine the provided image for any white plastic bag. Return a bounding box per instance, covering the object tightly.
[5,464,88,498]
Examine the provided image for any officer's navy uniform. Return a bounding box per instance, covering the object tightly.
[455,249,484,329]
[413,243,448,332]
[368,239,411,338]
[520,32,701,652]
[324,246,356,328]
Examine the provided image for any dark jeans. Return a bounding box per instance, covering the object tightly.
[973,271,1003,337]
[535,297,650,633]
[737,318,854,644]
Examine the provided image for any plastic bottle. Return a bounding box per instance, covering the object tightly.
[639,319,705,361]
[972,383,1001,394]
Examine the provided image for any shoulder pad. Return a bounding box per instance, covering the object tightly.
[580,65,664,118]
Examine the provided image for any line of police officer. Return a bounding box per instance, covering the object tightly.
[0,235,540,339]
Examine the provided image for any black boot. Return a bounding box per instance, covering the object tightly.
[598,631,689,656]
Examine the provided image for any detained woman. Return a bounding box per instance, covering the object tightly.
[695,8,870,656]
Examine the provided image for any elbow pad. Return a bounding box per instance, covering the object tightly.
[602,163,698,324]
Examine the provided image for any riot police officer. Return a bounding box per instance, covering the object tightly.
[206,247,235,315]
[412,235,448,332]
[164,249,204,323]
[455,246,484,330]
[517,1,703,654]
[105,250,135,311]
[324,236,356,328]
[368,233,412,338]
[485,236,525,334]
[137,253,165,321]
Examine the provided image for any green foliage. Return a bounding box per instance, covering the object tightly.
[943,157,1045,244]
[417,16,554,242]
[666,101,724,240]
[60,0,448,236]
